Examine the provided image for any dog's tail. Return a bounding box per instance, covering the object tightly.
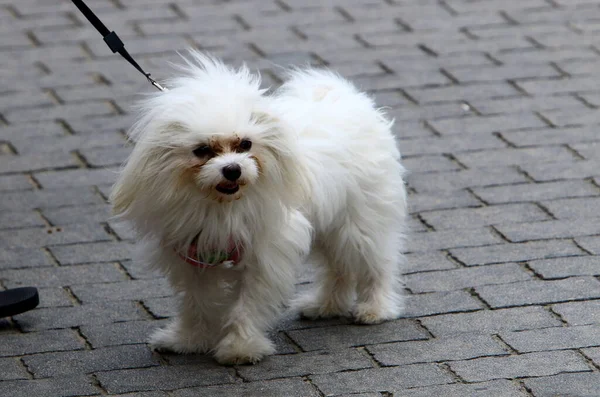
[277,68,366,104]
[276,68,394,134]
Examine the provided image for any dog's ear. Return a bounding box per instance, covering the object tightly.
[110,143,155,217]
[110,147,140,217]
[259,116,311,207]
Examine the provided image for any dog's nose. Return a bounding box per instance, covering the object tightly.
[222,164,242,181]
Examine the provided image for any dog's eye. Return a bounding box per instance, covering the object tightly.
[239,139,252,151]
[193,145,212,157]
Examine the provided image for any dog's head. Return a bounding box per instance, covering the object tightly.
[111,52,308,233]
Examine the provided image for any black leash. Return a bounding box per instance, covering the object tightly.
[71,0,166,91]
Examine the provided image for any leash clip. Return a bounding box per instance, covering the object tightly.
[147,76,167,92]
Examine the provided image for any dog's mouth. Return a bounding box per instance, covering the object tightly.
[216,181,240,195]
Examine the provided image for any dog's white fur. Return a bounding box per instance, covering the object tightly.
[111,52,407,365]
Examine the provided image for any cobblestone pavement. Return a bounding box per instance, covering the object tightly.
[1,0,600,396]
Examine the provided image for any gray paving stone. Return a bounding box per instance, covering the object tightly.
[0,90,53,111]
[388,102,473,122]
[530,30,600,48]
[0,263,127,288]
[41,204,112,226]
[353,69,451,90]
[0,122,63,140]
[528,256,600,279]
[70,279,171,303]
[0,224,111,249]
[521,159,600,182]
[449,240,584,266]
[524,372,600,397]
[405,83,522,104]
[277,311,353,332]
[429,113,547,135]
[408,167,527,192]
[81,320,168,349]
[578,91,600,107]
[449,351,591,382]
[409,228,502,252]
[409,216,429,233]
[0,376,97,397]
[49,241,134,265]
[497,218,600,242]
[0,174,33,191]
[4,102,115,123]
[95,365,235,394]
[174,378,319,397]
[0,329,84,357]
[402,155,462,174]
[142,296,177,319]
[0,210,45,229]
[287,319,429,351]
[421,306,562,337]
[310,364,454,395]
[404,251,458,274]
[400,133,506,157]
[237,349,372,381]
[428,37,534,56]
[420,204,550,230]
[0,357,29,380]
[0,187,105,212]
[395,380,529,397]
[576,236,600,254]
[36,287,74,308]
[0,152,78,174]
[23,345,159,378]
[15,301,146,332]
[541,107,600,128]
[406,263,531,293]
[405,290,483,317]
[407,191,482,213]
[456,146,577,168]
[475,277,600,308]
[65,113,137,135]
[380,52,494,72]
[582,346,600,367]
[368,334,507,366]
[108,220,137,241]
[552,300,600,326]
[501,325,600,353]
[469,96,581,116]
[572,141,600,160]
[34,167,119,188]
[542,197,600,220]
[508,48,598,66]
[503,125,600,147]
[119,259,163,280]
[80,145,132,167]
[446,64,561,84]
[9,131,125,155]
[393,120,436,139]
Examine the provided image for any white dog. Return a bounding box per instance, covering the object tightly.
[110,52,407,365]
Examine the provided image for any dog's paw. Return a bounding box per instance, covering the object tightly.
[148,325,208,354]
[353,301,402,325]
[213,332,274,365]
[297,295,351,320]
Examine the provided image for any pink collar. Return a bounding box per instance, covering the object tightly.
[176,238,243,269]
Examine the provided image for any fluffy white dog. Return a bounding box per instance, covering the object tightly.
[111,52,407,365]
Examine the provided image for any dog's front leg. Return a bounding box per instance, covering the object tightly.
[213,256,295,365]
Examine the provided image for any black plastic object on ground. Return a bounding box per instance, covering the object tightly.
[0,287,39,318]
